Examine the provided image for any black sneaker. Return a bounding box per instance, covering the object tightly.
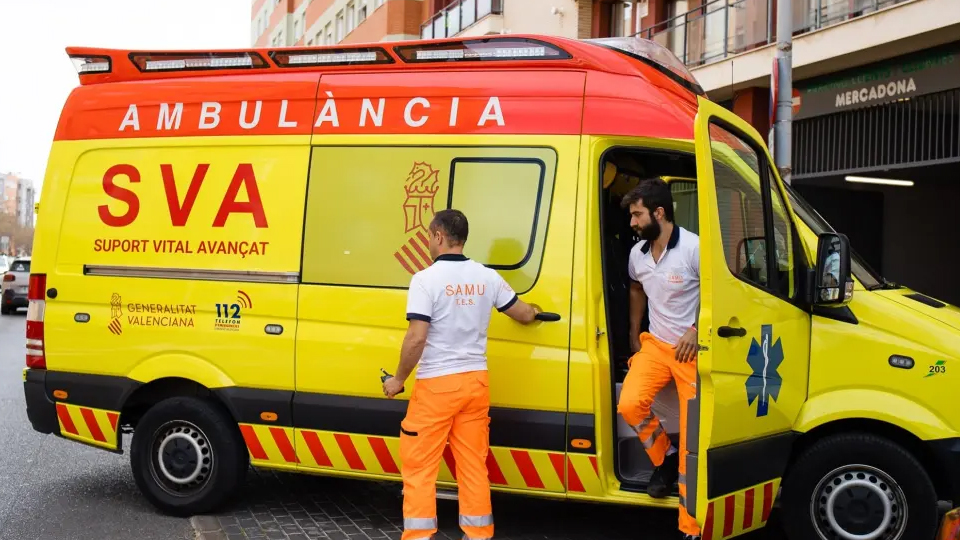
[647,451,679,498]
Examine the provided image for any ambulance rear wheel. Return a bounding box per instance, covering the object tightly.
[780,432,937,540]
[131,396,247,516]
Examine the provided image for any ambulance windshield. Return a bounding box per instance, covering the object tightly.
[584,36,705,97]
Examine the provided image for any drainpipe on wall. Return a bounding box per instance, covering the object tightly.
[774,0,792,184]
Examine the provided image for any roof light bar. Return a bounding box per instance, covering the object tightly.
[129,52,268,73]
[69,55,111,74]
[270,47,393,67]
[394,38,571,63]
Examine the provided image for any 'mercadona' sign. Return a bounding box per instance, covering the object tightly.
[793,45,958,120]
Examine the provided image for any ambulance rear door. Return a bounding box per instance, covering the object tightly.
[686,98,812,538]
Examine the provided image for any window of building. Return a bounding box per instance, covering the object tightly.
[359,4,367,22]
[302,146,558,293]
[347,2,356,32]
[294,19,301,41]
[324,22,332,44]
[336,11,345,41]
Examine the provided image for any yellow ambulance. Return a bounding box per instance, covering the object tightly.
[23,34,959,540]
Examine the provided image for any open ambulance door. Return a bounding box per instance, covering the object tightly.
[686,98,812,539]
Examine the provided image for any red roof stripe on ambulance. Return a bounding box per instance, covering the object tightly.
[57,35,701,142]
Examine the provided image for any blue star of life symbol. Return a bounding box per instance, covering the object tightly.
[745,324,784,417]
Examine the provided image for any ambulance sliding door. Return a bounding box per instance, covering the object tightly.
[294,140,580,491]
[687,98,811,538]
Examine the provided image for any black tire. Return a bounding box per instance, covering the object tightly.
[780,432,938,540]
[130,396,248,516]
[1,305,10,315]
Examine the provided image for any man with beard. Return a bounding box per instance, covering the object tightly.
[616,177,701,540]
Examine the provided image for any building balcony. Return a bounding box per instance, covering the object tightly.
[420,0,504,40]
[639,0,912,69]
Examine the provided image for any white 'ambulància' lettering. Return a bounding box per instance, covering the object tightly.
[360,98,385,127]
[117,96,506,132]
[157,103,184,131]
[278,99,298,128]
[404,97,430,128]
[120,104,141,131]
[835,78,917,108]
[199,102,222,129]
[239,100,263,130]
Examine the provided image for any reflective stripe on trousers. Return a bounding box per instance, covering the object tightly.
[459,514,494,527]
[642,424,665,449]
[404,517,438,530]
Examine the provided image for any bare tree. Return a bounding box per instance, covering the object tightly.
[0,212,33,255]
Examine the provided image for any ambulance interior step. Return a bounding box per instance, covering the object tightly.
[616,434,681,486]
[614,381,682,493]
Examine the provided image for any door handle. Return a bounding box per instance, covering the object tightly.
[717,326,746,338]
[535,312,561,322]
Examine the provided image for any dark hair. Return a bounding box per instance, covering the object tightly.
[621,177,674,222]
[429,209,469,245]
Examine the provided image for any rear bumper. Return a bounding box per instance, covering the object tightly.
[2,288,28,308]
[23,369,59,435]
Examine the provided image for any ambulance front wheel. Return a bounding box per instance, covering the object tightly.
[780,432,938,540]
[130,396,248,516]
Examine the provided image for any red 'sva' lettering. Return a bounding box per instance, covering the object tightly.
[161,164,208,226]
[99,164,141,227]
[98,163,268,228]
[213,164,268,228]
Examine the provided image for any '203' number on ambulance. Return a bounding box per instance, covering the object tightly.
[216,304,241,319]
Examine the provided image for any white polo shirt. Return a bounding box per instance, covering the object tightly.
[405,254,518,379]
[628,224,700,346]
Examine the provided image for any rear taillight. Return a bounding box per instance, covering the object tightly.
[2,273,13,282]
[26,274,46,370]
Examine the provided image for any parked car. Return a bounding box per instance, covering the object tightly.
[1,256,31,314]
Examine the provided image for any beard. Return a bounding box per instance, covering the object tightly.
[635,220,661,242]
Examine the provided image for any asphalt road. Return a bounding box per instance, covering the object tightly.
[0,310,194,540]
[0,308,783,540]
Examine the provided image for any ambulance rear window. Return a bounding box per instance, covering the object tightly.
[584,36,705,97]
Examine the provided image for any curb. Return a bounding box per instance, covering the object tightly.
[190,516,227,540]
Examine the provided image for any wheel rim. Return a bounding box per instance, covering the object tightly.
[149,420,214,497]
[809,464,908,540]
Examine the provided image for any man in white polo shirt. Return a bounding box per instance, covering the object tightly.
[382,209,542,540]
[616,178,701,540]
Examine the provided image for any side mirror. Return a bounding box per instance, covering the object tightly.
[815,232,854,306]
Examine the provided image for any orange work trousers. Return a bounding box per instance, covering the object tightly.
[399,370,493,540]
[617,332,700,537]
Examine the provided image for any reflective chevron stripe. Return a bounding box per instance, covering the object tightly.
[55,402,120,451]
[238,424,606,496]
